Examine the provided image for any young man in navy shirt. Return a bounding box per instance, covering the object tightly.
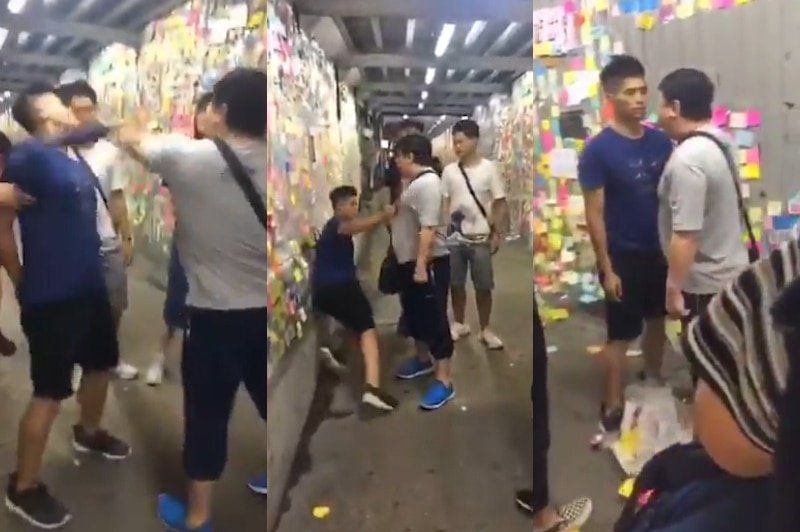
[313,185,399,412]
[578,56,674,433]
[0,84,130,529]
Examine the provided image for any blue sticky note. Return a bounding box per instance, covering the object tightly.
[734,129,757,148]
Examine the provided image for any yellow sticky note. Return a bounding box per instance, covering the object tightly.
[619,478,636,499]
[551,218,564,231]
[747,207,763,224]
[635,14,656,30]
[551,106,561,117]
[741,163,761,180]
[547,233,563,251]
[585,54,598,72]
[698,0,712,8]
[563,71,577,86]
[595,0,609,10]
[541,119,551,131]
[767,201,783,216]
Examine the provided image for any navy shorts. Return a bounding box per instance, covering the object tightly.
[601,249,667,342]
[163,243,188,330]
[182,307,267,480]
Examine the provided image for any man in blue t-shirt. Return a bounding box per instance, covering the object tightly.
[0,84,130,530]
[578,56,674,433]
[313,185,398,413]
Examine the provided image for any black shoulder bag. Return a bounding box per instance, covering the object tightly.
[378,169,436,294]
[681,131,759,263]
[212,138,267,230]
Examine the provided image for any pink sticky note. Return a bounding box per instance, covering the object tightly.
[746,147,760,164]
[746,109,761,127]
[711,106,729,127]
[563,0,577,14]
[541,132,555,151]
[714,0,733,7]
[557,182,569,204]
[568,56,585,70]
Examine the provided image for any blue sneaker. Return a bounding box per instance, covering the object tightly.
[247,476,267,495]
[395,357,434,380]
[157,494,212,531]
[419,381,455,410]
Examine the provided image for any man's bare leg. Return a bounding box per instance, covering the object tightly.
[186,481,213,529]
[599,340,628,432]
[77,371,111,432]
[15,399,60,490]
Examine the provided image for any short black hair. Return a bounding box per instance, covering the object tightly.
[0,131,11,157]
[55,80,97,106]
[11,82,55,134]
[212,68,268,138]
[394,134,433,166]
[329,185,358,208]
[658,68,714,121]
[451,119,479,138]
[599,55,646,92]
[397,119,424,133]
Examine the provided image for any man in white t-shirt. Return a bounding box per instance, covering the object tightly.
[56,81,138,380]
[441,120,507,349]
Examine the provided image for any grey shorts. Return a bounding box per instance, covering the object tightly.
[102,246,128,315]
[449,243,494,291]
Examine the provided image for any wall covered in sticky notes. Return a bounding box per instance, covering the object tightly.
[84,0,362,377]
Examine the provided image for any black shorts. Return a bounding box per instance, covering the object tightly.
[21,292,120,401]
[602,249,667,342]
[313,281,375,334]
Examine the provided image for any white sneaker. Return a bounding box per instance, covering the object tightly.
[480,329,504,350]
[450,322,471,341]
[115,362,139,380]
[145,361,165,386]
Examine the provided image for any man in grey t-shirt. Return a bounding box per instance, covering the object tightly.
[656,68,748,323]
[118,68,267,530]
[390,134,456,411]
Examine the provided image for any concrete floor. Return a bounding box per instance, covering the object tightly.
[273,242,689,532]
[0,265,266,532]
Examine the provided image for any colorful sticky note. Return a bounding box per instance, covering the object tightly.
[734,129,757,148]
[619,478,636,499]
[635,13,656,30]
[767,201,783,217]
[741,163,761,180]
[746,109,761,127]
[728,112,747,129]
[711,106,729,127]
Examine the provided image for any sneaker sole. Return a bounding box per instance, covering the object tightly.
[514,497,533,513]
[73,440,132,461]
[395,367,434,380]
[248,484,268,495]
[362,394,397,411]
[5,496,72,530]
[419,390,455,411]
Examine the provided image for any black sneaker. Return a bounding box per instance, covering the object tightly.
[514,489,534,513]
[72,425,131,460]
[599,404,624,433]
[362,385,399,411]
[5,475,72,529]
